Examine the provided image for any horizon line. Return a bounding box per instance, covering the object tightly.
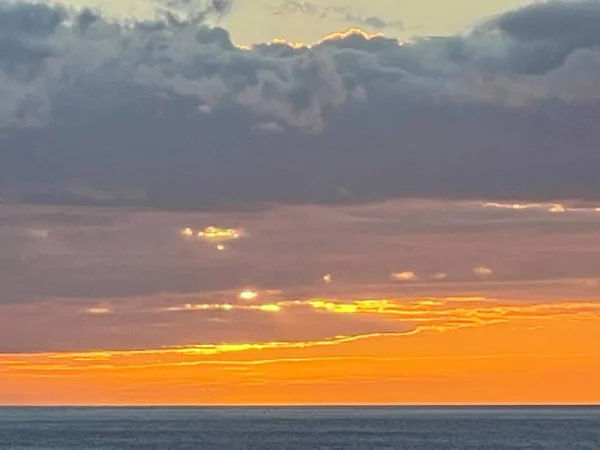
[2,403,599,408]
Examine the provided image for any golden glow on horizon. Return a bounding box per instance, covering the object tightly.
[5,205,600,405]
[158,296,600,328]
[2,297,600,405]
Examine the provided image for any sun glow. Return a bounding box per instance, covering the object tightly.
[321,28,385,43]
[239,290,258,301]
[236,27,393,51]
[180,226,243,241]
[198,226,241,240]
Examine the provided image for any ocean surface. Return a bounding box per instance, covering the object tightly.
[0,406,599,449]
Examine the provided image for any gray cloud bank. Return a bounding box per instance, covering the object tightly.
[1,0,600,209]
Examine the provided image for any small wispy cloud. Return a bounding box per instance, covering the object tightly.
[85,307,112,315]
[253,122,284,133]
[156,0,234,23]
[473,267,493,278]
[273,0,403,30]
[430,273,448,280]
[392,271,418,282]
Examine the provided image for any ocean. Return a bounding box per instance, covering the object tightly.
[0,406,598,449]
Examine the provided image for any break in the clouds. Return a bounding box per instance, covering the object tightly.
[1,0,600,209]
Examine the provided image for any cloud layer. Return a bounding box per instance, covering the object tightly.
[1,199,600,351]
[1,0,600,209]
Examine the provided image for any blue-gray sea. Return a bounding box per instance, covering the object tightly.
[0,407,599,449]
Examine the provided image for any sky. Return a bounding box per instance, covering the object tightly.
[58,0,533,43]
[1,0,600,405]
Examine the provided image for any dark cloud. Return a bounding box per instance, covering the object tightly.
[492,0,600,42]
[482,0,600,74]
[1,0,600,209]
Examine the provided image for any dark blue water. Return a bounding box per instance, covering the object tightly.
[0,406,598,449]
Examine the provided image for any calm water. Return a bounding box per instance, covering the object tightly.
[0,407,599,449]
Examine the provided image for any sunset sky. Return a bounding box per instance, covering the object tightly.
[1,0,600,405]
